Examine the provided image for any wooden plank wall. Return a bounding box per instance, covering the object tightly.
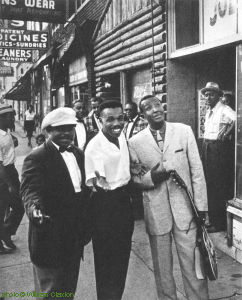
[93,0,167,105]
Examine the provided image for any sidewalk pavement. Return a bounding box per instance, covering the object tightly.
[0,121,242,300]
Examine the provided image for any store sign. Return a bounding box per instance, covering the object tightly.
[0,19,27,30]
[0,65,14,76]
[204,0,237,43]
[0,28,48,49]
[0,48,32,62]
[7,20,27,30]
[0,0,66,24]
[69,57,87,86]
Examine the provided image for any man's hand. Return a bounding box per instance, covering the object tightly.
[151,163,170,185]
[32,208,51,226]
[93,171,110,192]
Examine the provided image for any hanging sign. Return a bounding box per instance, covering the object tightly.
[0,0,66,24]
[0,28,48,49]
[0,65,14,76]
[204,0,237,43]
[0,48,32,62]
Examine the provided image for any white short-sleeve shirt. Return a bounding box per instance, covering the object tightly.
[204,101,236,140]
[85,131,131,190]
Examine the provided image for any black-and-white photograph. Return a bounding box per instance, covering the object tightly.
[0,0,242,299]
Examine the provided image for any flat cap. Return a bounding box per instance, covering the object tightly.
[41,107,77,130]
[0,104,14,115]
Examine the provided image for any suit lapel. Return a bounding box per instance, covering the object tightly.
[163,122,173,154]
[45,140,75,192]
[144,128,161,155]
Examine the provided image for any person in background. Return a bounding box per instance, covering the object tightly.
[128,95,209,300]
[123,102,148,139]
[85,100,134,300]
[0,104,24,253]
[123,101,148,219]
[21,107,90,298]
[201,82,236,233]
[24,105,36,147]
[72,100,87,151]
[221,93,235,110]
[86,97,103,141]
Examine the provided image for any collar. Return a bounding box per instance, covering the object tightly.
[208,101,223,113]
[0,129,7,136]
[132,115,139,122]
[51,141,60,150]
[148,122,166,135]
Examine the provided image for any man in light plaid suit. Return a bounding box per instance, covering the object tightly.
[123,102,148,140]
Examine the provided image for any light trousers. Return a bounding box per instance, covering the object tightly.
[149,223,209,300]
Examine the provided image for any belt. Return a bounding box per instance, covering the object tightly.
[109,185,127,193]
[204,139,218,143]
[95,184,128,195]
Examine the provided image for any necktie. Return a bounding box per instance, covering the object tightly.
[156,131,164,151]
[59,145,74,153]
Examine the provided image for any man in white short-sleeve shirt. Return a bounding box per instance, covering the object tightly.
[201,82,236,232]
[85,100,134,300]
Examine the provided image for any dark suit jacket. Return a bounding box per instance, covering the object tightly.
[20,140,90,268]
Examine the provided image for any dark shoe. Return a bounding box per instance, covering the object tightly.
[2,235,16,250]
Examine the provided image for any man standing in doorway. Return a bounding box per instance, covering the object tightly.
[128,95,209,300]
[201,82,236,232]
[85,100,134,300]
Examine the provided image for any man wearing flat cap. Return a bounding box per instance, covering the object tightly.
[201,82,236,232]
[0,104,24,253]
[85,100,134,300]
[21,107,90,299]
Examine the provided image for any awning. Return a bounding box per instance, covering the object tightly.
[4,68,32,101]
[32,46,54,70]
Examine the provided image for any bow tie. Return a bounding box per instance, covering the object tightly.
[59,145,74,153]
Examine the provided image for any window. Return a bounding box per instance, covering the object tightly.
[175,0,199,49]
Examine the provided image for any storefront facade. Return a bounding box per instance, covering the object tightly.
[69,56,89,105]
[93,0,167,110]
[167,0,242,260]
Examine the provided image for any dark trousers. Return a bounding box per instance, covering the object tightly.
[33,251,82,300]
[91,186,134,300]
[0,165,24,238]
[202,139,234,230]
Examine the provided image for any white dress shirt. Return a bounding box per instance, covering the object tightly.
[75,121,86,151]
[85,131,130,190]
[52,141,82,192]
[204,101,236,140]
